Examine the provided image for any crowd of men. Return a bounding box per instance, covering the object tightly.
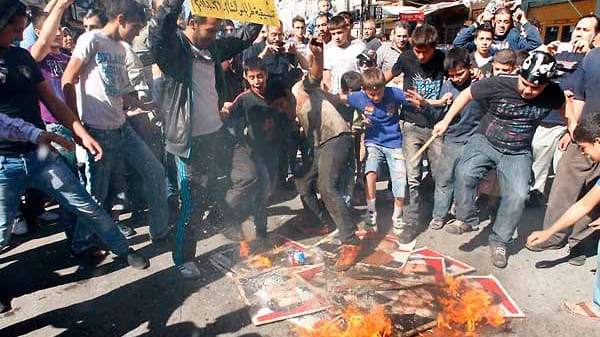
[1,0,600,320]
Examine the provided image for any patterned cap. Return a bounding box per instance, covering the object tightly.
[519,51,556,85]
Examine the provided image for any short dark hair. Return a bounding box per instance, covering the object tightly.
[328,15,347,31]
[579,14,600,33]
[243,57,267,73]
[573,112,600,143]
[493,49,516,66]
[393,21,410,32]
[292,15,305,26]
[316,13,330,23]
[444,47,471,71]
[515,50,529,66]
[361,68,386,90]
[265,78,291,103]
[337,11,353,25]
[341,71,362,92]
[104,0,146,22]
[0,1,27,30]
[495,8,513,19]
[85,8,108,26]
[474,22,493,38]
[411,23,438,48]
[221,19,234,28]
[31,9,48,30]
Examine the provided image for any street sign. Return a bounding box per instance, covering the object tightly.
[399,11,425,22]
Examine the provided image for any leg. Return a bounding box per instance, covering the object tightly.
[531,125,565,195]
[383,146,406,219]
[253,155,271,238]
[122,124,169,239]
[0,156,27,248]
[364,145,383,212]
[432,141,462,221]
[318,136,355,242]
[401,122,428,225]
[295,149,325,224]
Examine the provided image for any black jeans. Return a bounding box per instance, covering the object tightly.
[296,134,355,241]
[174,127,259,265]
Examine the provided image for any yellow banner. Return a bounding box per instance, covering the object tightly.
[189,0,279,26]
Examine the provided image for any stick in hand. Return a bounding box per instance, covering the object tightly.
[410,133,437,163]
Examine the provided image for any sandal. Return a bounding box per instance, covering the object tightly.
[445,220,477,235]
[563,301,600,321]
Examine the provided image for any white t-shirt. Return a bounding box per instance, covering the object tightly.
[190,47,222,137]
[72,31,131,129]
[324,39,365,94]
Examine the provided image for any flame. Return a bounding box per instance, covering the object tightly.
[435,277,505,336]
[297,305,392,337]
[239,241,250,257]
[336,245,361,268]
[248,254,272,269]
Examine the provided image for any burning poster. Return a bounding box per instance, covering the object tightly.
[462,275,525,318]
[236,267,330,326]
[209,236,309,278]
[412,247,476,276]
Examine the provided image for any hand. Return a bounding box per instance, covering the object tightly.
[57,0,74,8]
[308,38,324,56]
[80,134,103,161]
[527,230,554,248]
[432,120,449,138]
[126,108,151,117]
[441,92,453,105]
[220,102,233,119]
[557,132,571,151]
[286,42,297,55]
[36,131,74,153]
[405,89,426,110]
[546,41,561,56]
[571,38,590,54]
[470,68,484,80]
[260,44,280,57]
[360,115,372,126]
[589,217,600,231]
[513,8,527,25]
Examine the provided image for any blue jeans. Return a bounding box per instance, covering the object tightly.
[84,124,169,239]
[365,144,406,198]
[432,141,465,220]
[0,152,128,254]
[455,134,531,247]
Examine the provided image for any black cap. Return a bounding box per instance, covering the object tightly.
[0,0,24,31]
[519,50,557,85]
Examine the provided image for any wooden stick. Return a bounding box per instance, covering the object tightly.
[410,134,437,163]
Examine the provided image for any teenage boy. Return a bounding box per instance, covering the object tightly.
[149,0,262,277]
[0,0,148,277]
[432,51,565,268]
[466,23,493,70]
[527,112,600,321]
[323,15,365,94]
[225,58,281,238]
[383,23,445,241]
[61,0,170,247]
[429,48,482,230]
[344,68,410,230]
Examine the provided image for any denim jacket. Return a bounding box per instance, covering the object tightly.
[149,0,261,158]
[452,22,542,54]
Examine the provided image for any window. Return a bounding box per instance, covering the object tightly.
[561,25,575,42]
[544,26,559,44]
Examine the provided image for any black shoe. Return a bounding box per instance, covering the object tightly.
[394,225,416,244]
[490,245,508,268]
[526,190,546,207]
[120,249,149,270]
[118,223,137,237]
[568,245,586,266]
[526,240,564,252]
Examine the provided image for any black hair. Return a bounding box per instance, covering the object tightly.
[265,78,290,103]
[85,9,109,26]
[493,49,516,65]
[444,47,471,71]
[292,15,305,26]
[474,22,493,38]
[243,57,267,73]
[411,23,438,48]
[221,19,234,28]
[104,0,146,22]
[393,21,410,32]
[1,1,27,29]
[30,9,48,30]
[328,15,347,31]
[573,112,600,143]
[515,50,529,66]
[341,71,362,92]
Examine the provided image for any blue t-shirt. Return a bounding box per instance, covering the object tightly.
[348,87,406,149]
[438,79,481,143]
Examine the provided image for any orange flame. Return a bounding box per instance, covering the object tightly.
[296,305,392,337]
[435,277,505,336]
[239,241,250,257]
[248,254,272,269]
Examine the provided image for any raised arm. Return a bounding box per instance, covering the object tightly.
[30,0,73,62]
[148,0,186,77]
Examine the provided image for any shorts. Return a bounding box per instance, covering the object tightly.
[365,144,406,198]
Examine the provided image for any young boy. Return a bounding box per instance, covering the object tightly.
[527,112,600,320]
[429,48,482,230]
[490,49,517,76]
[338,69,411,231]
[306,0,333,36]
[226,57,283,238]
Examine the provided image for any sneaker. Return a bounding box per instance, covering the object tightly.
[179,261,202,279]
[568,245,586,266]
[429,218,445,230]
[393,216,405,229]
[393,225,416,244]
[117,223,137,237]
[12,217,28,236]
[490,245,508,268]
[445,220,477,235]
[121,249,149,270]
[362,211,377,229]
[38,211,59,222]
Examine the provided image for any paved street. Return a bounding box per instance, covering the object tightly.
[1,184,599,337]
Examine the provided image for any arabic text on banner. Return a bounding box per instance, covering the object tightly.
[190,0,279,26]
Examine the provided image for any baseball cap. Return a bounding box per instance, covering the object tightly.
[519,51,557,85]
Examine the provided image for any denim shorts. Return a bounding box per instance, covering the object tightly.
[365,144,406,198]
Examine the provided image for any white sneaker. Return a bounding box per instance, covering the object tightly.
[393,216,405,229]
[12,217,28,236]
[362,211,377,227]
[38,211,59,222]
[178,261,202,279]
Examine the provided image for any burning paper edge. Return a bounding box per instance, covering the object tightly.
[413,246,477,276]
[463,275,526,318]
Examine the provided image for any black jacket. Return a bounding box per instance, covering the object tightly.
[149,0,261,158]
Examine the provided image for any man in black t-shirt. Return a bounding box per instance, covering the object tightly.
[383,24,445,242]
[0,1,149,287]
[432,51,565,268]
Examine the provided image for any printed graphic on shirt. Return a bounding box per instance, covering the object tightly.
[413,74,443,100]
[96,52,128,97]
[364,105,375,115]
[46,59,68,77]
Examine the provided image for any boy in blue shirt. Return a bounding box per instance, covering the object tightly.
[342,68,411,235]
